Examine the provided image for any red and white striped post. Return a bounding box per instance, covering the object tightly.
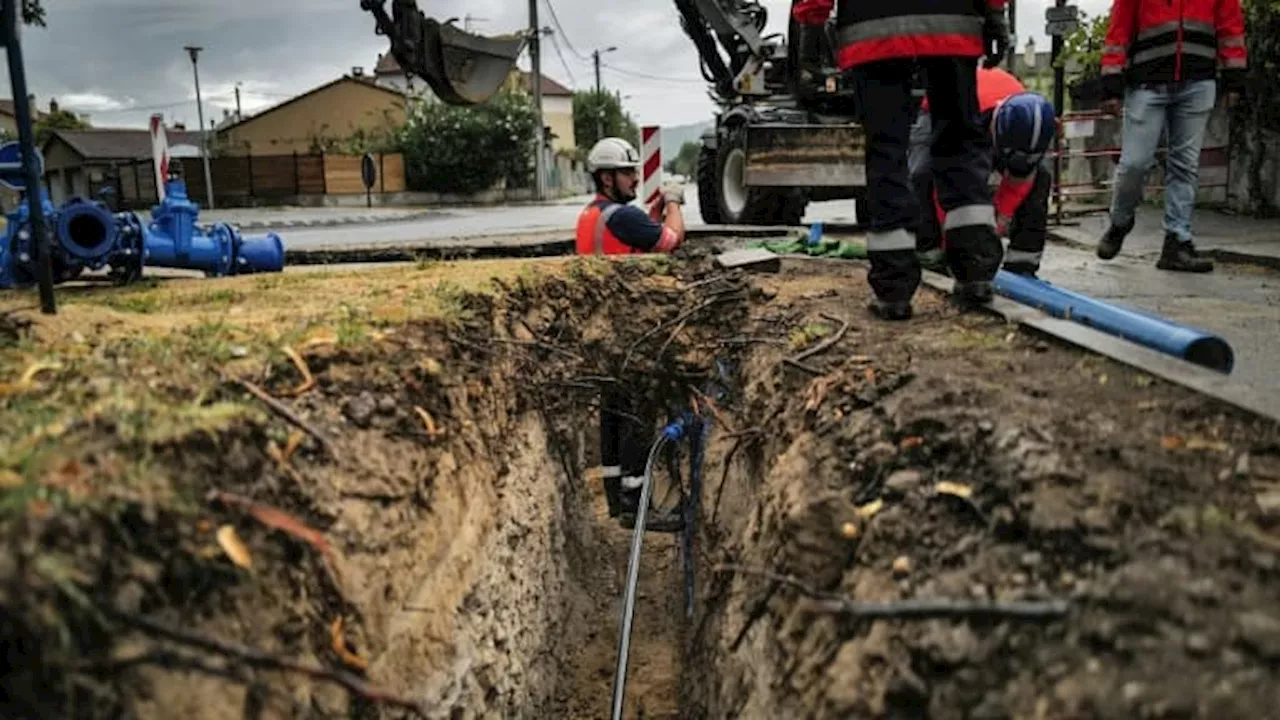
[641,125,662,208]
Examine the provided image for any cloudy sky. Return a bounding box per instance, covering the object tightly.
[3,0,1113,130]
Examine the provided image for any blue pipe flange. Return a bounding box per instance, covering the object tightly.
[55,197,119,263]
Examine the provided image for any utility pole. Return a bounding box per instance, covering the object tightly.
[1051,0,1066,115]
[234,82,242,121]
[592,46,617,143]
[184,45,216,209]
[528,0,546,201]
[2,0,56,313]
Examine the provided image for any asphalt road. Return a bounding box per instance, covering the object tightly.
[274,187,864,249]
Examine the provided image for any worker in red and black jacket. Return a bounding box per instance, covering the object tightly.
[1094,0,1248,273]
[792,0,1010,320]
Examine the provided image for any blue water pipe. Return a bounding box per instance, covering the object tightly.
[1,177,285,289]
[144,177,284,277]
[993,270,1234,373]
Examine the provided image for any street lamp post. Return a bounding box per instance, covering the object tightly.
[593,46,617,142]
[184,45,216,209]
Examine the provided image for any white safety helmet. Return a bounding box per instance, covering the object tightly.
[587,137,641,173]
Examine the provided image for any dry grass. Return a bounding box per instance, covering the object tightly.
[0,256,617,511]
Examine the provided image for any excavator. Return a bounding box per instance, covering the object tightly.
[360,0,872,227]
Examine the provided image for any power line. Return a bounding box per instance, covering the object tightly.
[542,0,586,60]
[546,31,578,87]
[600,61,707,84]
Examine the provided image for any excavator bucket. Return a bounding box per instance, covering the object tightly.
[372,0,526,106]
[418,20,525,105]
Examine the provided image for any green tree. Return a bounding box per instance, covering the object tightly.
[572,90,640,151]
[665,141,700,176]
[1056,13,1111,80]
[33,103,90,144]
[395,89,539,195]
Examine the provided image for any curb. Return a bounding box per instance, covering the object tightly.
[212,210,438,232]
[1048,228,1280,271]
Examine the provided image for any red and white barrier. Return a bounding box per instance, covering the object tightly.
[149,114,171,202]
[641,125,662,208]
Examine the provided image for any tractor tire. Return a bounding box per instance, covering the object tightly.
[715,125,807,226]
[696,144,723,225]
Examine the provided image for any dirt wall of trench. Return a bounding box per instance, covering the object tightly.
[684,261,1280,719]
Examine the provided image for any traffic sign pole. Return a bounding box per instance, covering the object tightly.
[2,0,56,313]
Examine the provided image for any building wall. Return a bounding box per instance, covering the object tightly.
[217,80,407,156]
[543,95,575,152]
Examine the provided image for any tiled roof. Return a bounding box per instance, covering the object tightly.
[46,128,207,160]
[519,71,572,96]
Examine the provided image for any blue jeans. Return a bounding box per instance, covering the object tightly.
[1109,79,1216,242]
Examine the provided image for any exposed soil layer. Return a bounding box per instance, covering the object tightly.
[1,249,1279,719]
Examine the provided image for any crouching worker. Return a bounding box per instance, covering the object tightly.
[911,68,1056,277]
[576,136,688,532]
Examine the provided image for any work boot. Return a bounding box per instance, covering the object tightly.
[1156,232,1214,273]
[617,485,684,533]
[867,297,913,321]
[951,280,994,309]
[1002,262,1039,278]
[1096,218,1134,260]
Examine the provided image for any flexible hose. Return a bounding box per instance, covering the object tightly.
[610,422,683,720]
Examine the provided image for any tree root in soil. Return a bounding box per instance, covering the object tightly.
[714,564,1071,621]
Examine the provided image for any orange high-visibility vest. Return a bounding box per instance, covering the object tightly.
[576,197,640,256]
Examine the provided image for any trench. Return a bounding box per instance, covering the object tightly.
[6,251,1280,720]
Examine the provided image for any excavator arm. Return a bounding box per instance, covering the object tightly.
[360,0,527,105]
[361,0,790,107]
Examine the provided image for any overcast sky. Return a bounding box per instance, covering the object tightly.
[2,0,1113,130]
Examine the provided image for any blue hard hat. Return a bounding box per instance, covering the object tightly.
[993,91,1056,156]
[993,92,1056,176]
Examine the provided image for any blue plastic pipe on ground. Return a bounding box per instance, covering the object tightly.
[992,270,1234,373]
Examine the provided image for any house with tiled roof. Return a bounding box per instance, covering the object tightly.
[214,73,406,157]
[40,127,206,204]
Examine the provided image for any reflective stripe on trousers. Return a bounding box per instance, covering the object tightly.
[867,228,916,252]
[1003,248,1042,266]
[593,204,624,254]
[943,204,995,231]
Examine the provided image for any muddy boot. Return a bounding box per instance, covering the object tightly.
[617,484,684,533]
[1155,232,1214,273]
[867,297,913,321]
[951,280,993,309]
[1096,218,1134,260]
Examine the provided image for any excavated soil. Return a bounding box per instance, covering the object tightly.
[1,247,1279,719]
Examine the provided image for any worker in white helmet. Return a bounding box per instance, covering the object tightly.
[577,137,687,533]
[575,137,686,256]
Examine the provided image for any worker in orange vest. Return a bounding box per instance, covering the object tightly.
[575,137,686,256]
[910,67,1056,277]
[576,137,687,532]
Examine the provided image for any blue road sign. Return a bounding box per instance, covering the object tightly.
[0,140,44,191]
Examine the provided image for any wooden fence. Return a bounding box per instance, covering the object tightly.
[114,152,406,208]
